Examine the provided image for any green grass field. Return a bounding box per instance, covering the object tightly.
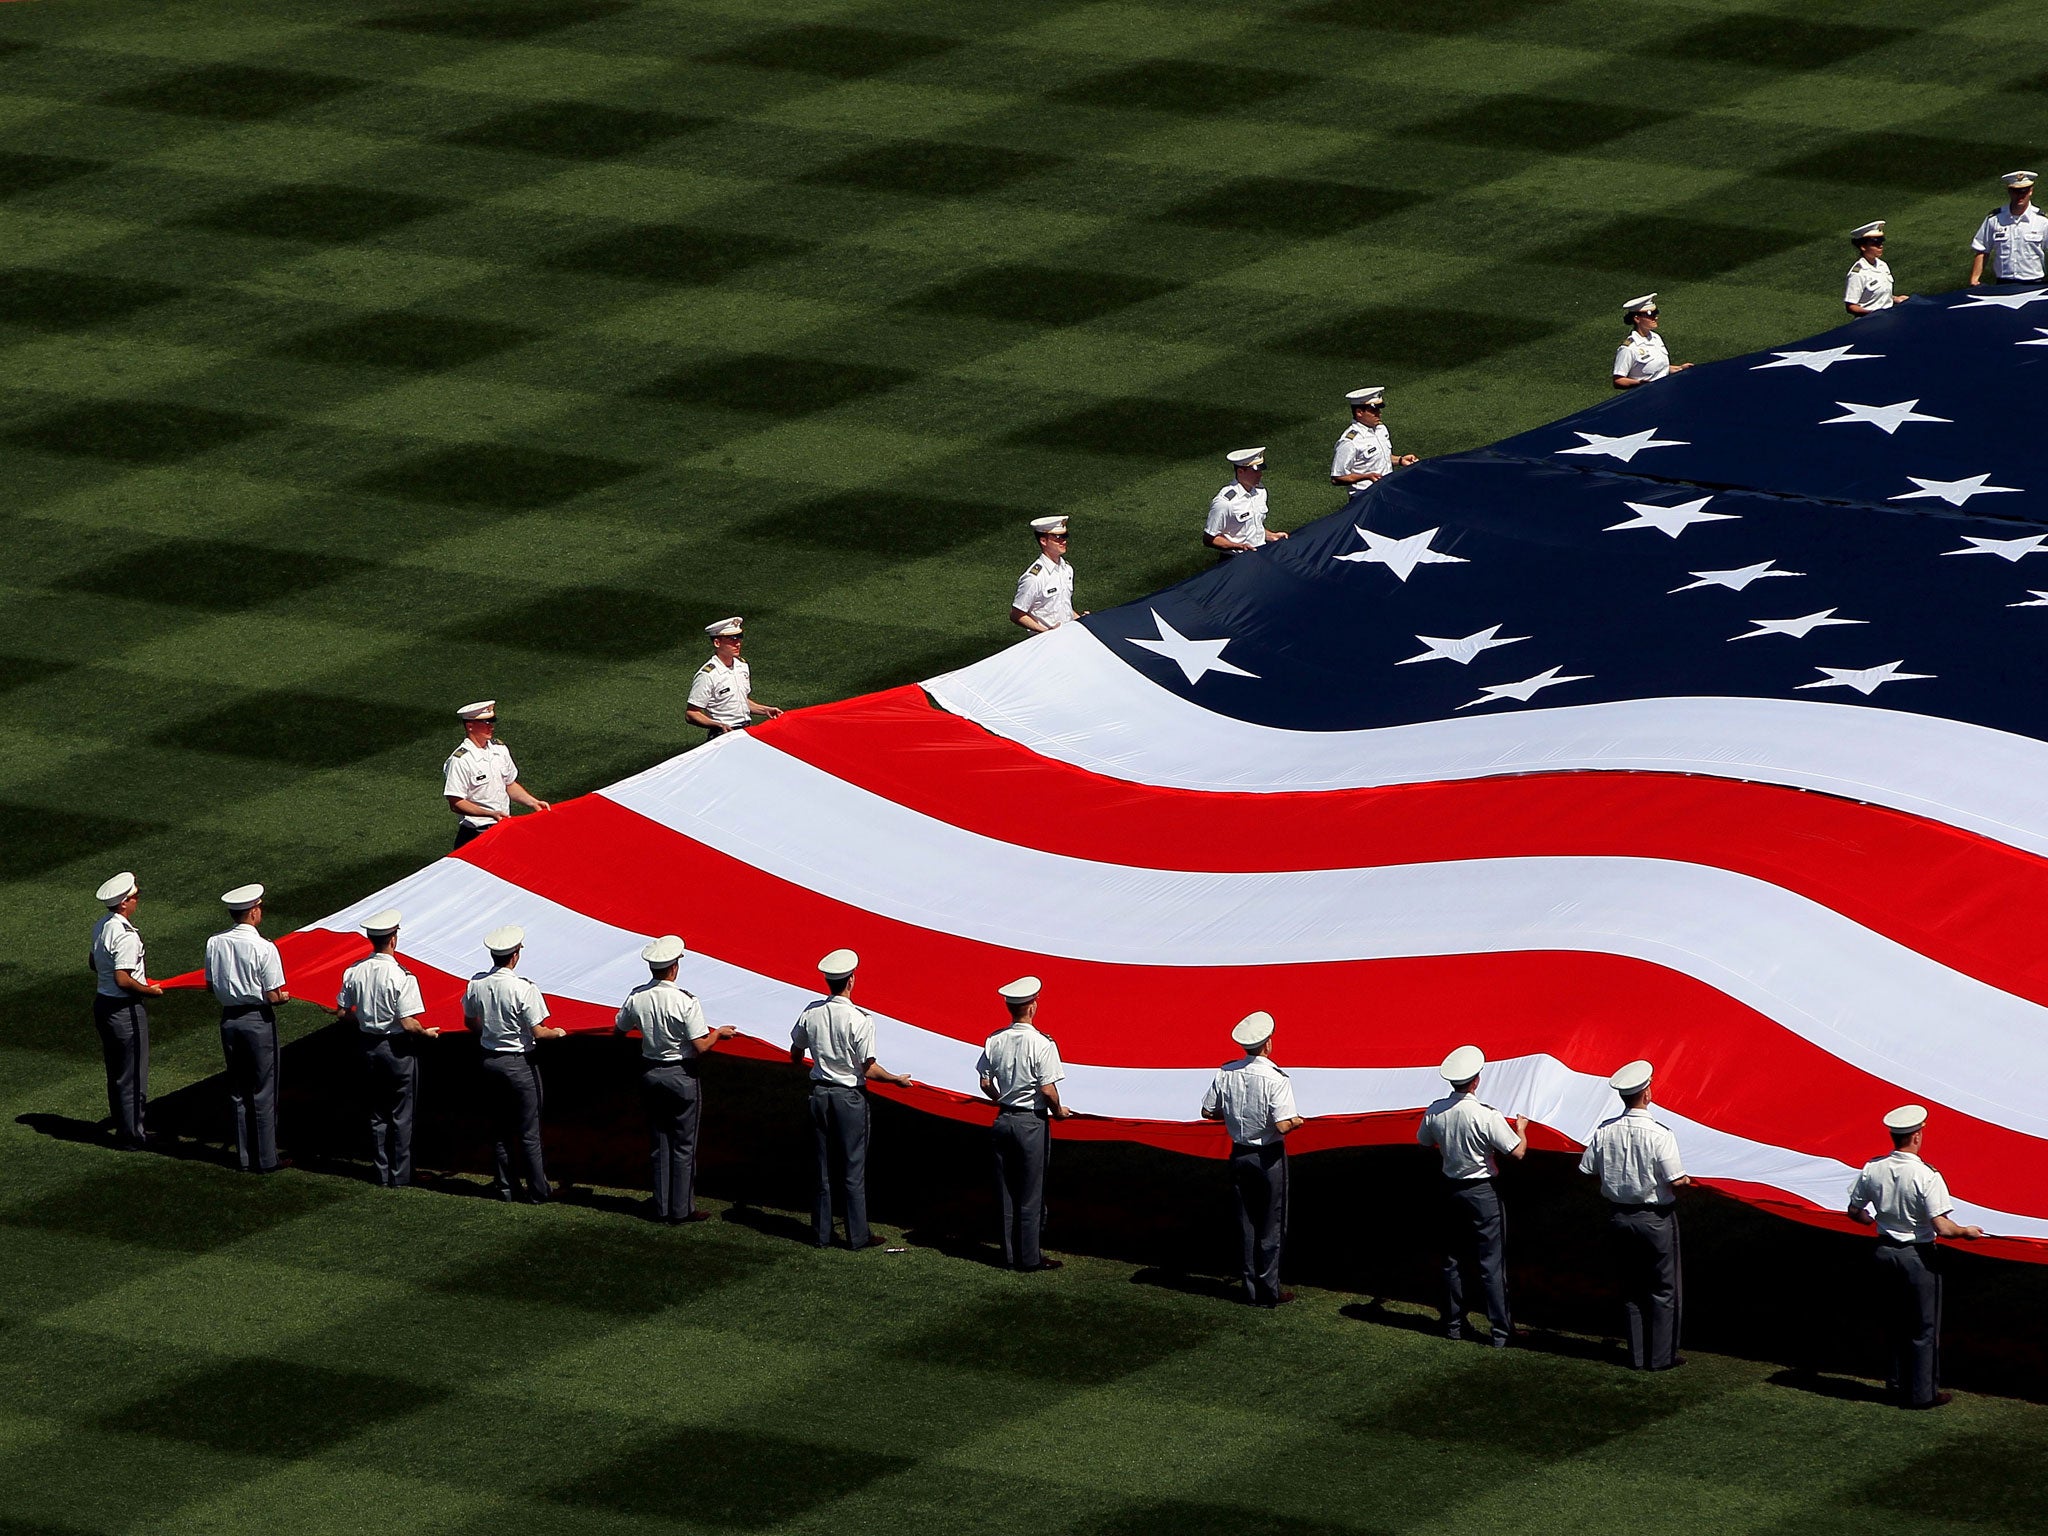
[5,0,2048,1528]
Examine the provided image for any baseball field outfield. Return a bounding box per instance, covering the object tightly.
[3,0,2047,1530]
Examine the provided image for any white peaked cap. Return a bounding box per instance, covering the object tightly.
[2003,171,2038,188]
[1231,1010,1275,1047]
[705,616,744,637]
[96,871,137,906]
[1623,292,1658,313]
[1884,1104,1928,1133]
[457,700,496,720]
[485,924,525,954]
[1226,447,1266,466]
[1440,1044,1485,1083]
[1609,1059,1653,1095]
[642,934,687,966]
[1849,220,1886,240]
[1030,516,1069,534]
[999,975,1042,1003]
[819,947,859,979]
[221,883,265,911]
[1346,387,1385,405]
[362,909,402,937]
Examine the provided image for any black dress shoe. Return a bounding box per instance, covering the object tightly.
[669,1211,713,1226]
[1907,1391,1953,1410]
[854,1234,888,1249]
[1019,1258,1064,1272]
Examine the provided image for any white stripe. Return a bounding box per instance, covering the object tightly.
[926,624,2048,858]
[600,735,2048,1141]
[310,858,2046,1238]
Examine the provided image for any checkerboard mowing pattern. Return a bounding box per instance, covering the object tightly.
[4,0,2048,1529]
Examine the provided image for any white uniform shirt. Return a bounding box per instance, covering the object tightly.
[616,978,709,1063]
[1205,482,1271,551]
[1843,257,1895,311]
[337,952,426,1036]
[442,739,520,830]
[1331,422,1392,480]
[1613,330,1670,383]
[1578,1108,1686,1205]
[1202,1054,1298,1147]
[792,996,875,1087]
[1971,205,2048,281]
[1848,1150,1955,1244]
[688,655,753,730]
[977,1021,1065,1111]
[466,967,549,1053]
[1013,555,1076,628]
[90,912,146,998]
[1418,1091,1519,1181]
[203,923,285,1006]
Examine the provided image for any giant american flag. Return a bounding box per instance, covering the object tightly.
[210,287,2048,1260]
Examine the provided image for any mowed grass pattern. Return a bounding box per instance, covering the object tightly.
[3,0,2048,1529]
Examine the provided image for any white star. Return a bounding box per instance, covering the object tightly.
[1457,665,1592,711]
[1820,400,1951,434]
[1751,345,1882,373]
[1558,428,1689,463]
[1333,525,1468,582]
[1398,625,1527,666]
[1672,560,1802,593]
[1944,533,2048,562]
[1796,660,1934,696]
[1955,289,2048,311]
[2019,329,2048,347]
[1729,609,1866,642]
[1127,609,1258,686]
[1891,473,2023,507]
[1604,495,1733,538]
[2009,591,2048,608]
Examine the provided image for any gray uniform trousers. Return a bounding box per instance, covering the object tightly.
[641,1061,701,1221]
[1608,1204,1682,1369]
[809,1083,870,1247]
[1230,1140,1289,1304]
[1875,1240,1942,1406]
[219,1005,280,1172]
[92,995,149,1148]
[480,1050,549,1203]
[1442,1177,1511,1345]
[361,1032,420,1188]
[993,1107,1050,1270]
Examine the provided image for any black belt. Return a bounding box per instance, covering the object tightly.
[996,1104,1044,1116]
[1877,1235,1934,1249]
[220,1003,273,1019]
[1611,1201,1675,1213]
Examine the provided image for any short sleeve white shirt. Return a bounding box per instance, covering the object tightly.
[1331,422,1391,480]
[1844,257,1895,311]
[1205,482,1271,550]
[1418,1091,1519,1180]
[1013,555,1076,628]
[443,739,519,829]
[1848,1150,1954,1244]
[688,655,753,729]
[465,967,550,1053]
[91,912,146,997]
[337,952,426,1036]
[1201,1055,1298,1147]
[616,978,709,1062]
[792,996,875,1086]
[1578,1108,1686,1205]
[1971,205,2048,281]
[1613,331,1670,383]
[203,923,285,1006]
[976,1022,1065,1110]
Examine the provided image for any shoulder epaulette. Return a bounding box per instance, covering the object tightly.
[699,662,714,674]
[452,746,468,758]
[1222,487,1238,500]
[1029,561,1044,574]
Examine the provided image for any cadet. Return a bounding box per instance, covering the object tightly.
[615,934,735,1224]
[1612,295,1692,388]
[1011,516,1079,634]
[1847,1105,1984,1409]
[790,949,913,1249]
[1330,388,1417,490]
[336,909,437,1189]
[89,871,160,1150]
[1968,171,2048,286]
[1417,1045,1527,1346]
[1844,221,1907,314]
[1204,448,1288,555]
[687,617,784,738]
[464,926,565,1204]
[978,976,1074,1273]
[1200,1011,1303,1307]
[1578,1060,1690,1370]
[204,885,291,1174]
[443,701,549,850]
